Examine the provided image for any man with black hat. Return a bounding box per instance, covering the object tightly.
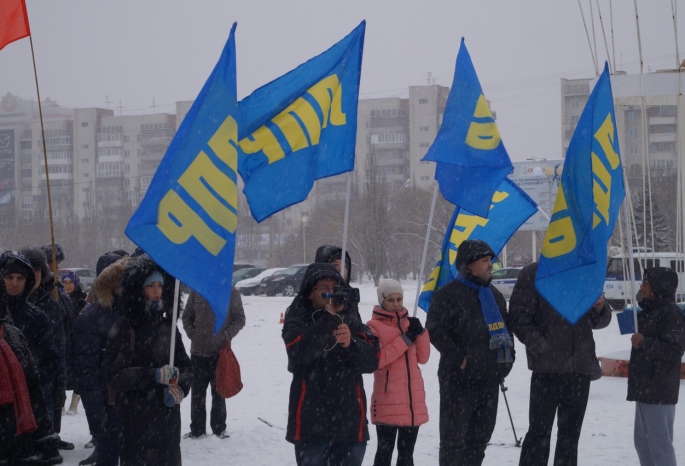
[282,263,379,466]
[628,267,685,466]
[426,239,515,466]
[509,261,611,466]
[314,244,361,321]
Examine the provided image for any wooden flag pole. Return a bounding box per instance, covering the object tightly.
[28,35,59,293]
[340,172,352,282]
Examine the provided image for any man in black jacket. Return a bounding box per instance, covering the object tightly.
[282,263,379,466]
[628,267,685,466]
[426,239,514,466]
[509,262,611,466]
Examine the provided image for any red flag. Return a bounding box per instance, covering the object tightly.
[0,0,30,51]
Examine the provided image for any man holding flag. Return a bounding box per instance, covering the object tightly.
[426,239,515,466]
[509,63,620,466]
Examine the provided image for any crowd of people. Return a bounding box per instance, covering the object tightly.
[0,239,683,466]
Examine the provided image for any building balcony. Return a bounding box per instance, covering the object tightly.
[40,173,73,181]
[98,154,124,164]
[97,140,123,148]
[140,136,172,147]
[649,133,677,143]
[649,116,677,125]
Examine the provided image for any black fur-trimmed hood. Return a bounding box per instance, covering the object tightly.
[120,254,180,328]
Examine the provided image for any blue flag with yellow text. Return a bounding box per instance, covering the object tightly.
[418,178,537,311]
[235,22,365,222]
[535,63,624,324]
[125,24,239,332]
[422,38,513,218]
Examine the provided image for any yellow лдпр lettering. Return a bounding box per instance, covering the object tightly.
[542,183,577,258]
[591,152,611,228]
[465,95,501,150]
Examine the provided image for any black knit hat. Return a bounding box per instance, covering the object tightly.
[299,263,343,297]
[0,251,36,297]
[41,242,66,265]
[18,247,49,283]
[644,267,679,299]
[455,239,496,276]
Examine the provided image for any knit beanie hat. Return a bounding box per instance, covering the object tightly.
[644,267,679,299]
[143,270,164,287]
[377,279,403,307]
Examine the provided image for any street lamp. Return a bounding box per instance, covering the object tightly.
[301,215,308,263]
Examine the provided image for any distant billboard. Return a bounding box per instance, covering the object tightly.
[0,129,15,225]
[508,159,563,231]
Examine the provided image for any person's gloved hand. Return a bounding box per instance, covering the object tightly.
[404,317,424,343]
[53,386,67,409]
[163,385,185,407]
[155,365,179,385]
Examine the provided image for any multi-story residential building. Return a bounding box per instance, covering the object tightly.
[560,77,592,157]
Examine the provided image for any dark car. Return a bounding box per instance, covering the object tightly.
[231,267,266,288]
[260,264,309,297]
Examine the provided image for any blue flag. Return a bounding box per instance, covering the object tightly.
[235,22,365,222]
[422,38,513,218]
[125,24,239,332]
[418,178,537,311]
[535,63,625,324]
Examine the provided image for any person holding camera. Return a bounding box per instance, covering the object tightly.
[282,263,379,466]
[366,279,430,466]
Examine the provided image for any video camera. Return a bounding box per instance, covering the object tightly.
[322,286,360,305]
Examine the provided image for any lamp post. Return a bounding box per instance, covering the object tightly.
[301,215,308,263]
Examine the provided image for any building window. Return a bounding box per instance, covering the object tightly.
[124,150,130,157]
[570,115,580,124]
[47,151,72,160]
[629,145,638,155]
[124,164,130,173]
[81,122,88,127]
[81,158,89,163]
[21,197,32,209]
[96,162,122,178]
[627,111,639,121]
[81,144,89,149]
[140,175,153,190]
[419,126,429,132]
[98,147,123,157]
[420,176,430,181]
[419,99,428,104]
[370,133,407,144]
[82,173,89,178]
[420,143,429,148]
[629,129,638,138]
[124,136,130,143]
[570,98,579,108]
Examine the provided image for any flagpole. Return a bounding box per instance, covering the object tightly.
[169,278,181,367]
[340,172,352,282]
[413,183,439,317]
[28,35,59,291]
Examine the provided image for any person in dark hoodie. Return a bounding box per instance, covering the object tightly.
[314,244,361,321]
[73,256,132,466]
[425,239,515,466]
[103,255,191,466]
[282,263,379,466]
[0,250,62,465]
[628,267,685,466]
[508,261,611,466]
[19,247,70,448]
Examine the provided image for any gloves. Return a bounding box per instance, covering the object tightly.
[155,365,179,385]
[163,385,185,407]
[53,386,67,410]
[404,317,424,343]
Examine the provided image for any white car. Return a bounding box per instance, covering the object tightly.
[235,268,286,295]
[490,267,523,299]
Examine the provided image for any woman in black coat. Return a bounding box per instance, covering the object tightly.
[103,255,191,466]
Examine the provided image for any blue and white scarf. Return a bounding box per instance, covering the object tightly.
[456,273,513,363]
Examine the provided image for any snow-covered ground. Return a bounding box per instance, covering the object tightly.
[58,280,685,465]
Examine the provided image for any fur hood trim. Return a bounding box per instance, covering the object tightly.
[93,257,132,309]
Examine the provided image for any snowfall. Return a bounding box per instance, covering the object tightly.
[57,281,685,465]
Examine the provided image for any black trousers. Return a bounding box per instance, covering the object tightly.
[190,354,226,436]
[519,372,591,466]
[438,373,499,466]
[374,425,419,466]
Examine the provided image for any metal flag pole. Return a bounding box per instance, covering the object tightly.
[413,183,439,317]
[340,172,353,282]
[28,35,59,295]
[169,278,181,367]
[500,382,522,447]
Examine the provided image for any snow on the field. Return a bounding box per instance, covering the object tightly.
[58,281,685,465]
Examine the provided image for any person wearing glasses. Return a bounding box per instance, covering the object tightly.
[282,263,379,466]
[509,261,611,466]
[628,267,685,466]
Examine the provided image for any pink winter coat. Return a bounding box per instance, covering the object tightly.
[366,306,430,427]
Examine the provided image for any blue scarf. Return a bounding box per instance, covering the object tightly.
[455,273,513,363]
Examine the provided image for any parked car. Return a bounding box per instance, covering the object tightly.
[260,264,309,297]
[59,267,97,293]
[234,263,256,271]
[231,267,266,288]
[490,267,522,299]
[235,268,286,296]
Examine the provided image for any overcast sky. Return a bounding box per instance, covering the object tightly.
[1,0,683,161]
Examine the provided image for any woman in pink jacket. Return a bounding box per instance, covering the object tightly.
[366,279,430,466]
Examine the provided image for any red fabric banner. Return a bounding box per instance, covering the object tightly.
[0,0,30,51]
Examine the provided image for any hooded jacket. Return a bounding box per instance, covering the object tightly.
[508,262,611,375]
[366,306,430,427]
[628,267,685,405]
[0,252,61,389]
[426,240,514,382]
[282,263,379,444]
[104,255,191,466]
